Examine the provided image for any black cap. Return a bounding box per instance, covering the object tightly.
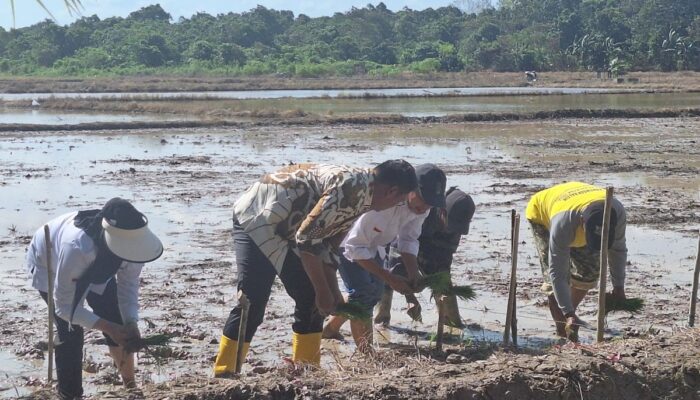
[582,202,617,251]
[445,189,475,235]
[415,164,446,208]
[102,197,147,229]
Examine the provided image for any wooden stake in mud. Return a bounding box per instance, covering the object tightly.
[44,225,54,382]
[234,291,250,374]
[510,211,519,346]
[503,212,520,346]
[688,235,700,327]
[596,187,614,343]
[435,295,445,353]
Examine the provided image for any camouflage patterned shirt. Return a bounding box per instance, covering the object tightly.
[233,164,374,273]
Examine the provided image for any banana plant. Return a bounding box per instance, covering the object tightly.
[662,28,697,70]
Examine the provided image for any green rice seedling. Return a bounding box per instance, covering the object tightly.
[604,293,644,314]
[419,272,476,300]
[446,285,476,301]
[335,302,371,321]
[419,272,452,295]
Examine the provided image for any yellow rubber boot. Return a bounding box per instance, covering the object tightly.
[291,332,322,366]
[213,336,250,377]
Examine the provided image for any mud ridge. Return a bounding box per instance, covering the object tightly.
[139,330,700,400]
[1,108,699,132]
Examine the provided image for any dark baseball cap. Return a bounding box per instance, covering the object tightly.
[415,164,446,208]
[582,202,617,251]
[445,189,475,235]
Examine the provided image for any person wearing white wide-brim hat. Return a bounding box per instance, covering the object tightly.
[26,198,163,399]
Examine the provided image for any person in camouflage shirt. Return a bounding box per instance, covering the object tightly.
[213,161,417,376]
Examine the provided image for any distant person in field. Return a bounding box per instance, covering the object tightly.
[26,198,163,399]
[526,182,628,342]
[213,160,417,376]
[321,164,446,353]
[375,186,476,328]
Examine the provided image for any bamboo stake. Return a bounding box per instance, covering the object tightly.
[435,295,445,353]
[689,235,700,327]
[44,225,54,382]
[596,187,614,343]
[511,214,520,346]
[504,212,520,346]
[234,292,250,374]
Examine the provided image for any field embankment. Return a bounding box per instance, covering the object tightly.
[1,71,700,94]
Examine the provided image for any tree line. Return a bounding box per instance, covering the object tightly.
[0,1,697,77]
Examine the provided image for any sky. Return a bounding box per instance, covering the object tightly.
[1,0,466,30]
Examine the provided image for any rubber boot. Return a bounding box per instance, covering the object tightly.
[442,295,466,329]
[292,332,322,365]
[374,288,393,325]
[213,336,250,377]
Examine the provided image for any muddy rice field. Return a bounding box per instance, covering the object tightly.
[0,113,698,399]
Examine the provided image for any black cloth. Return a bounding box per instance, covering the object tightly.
[40,279,123,399]
[71,210,123,324]
[223,221,324,342]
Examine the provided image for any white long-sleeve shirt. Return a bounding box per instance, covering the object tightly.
[26,212,143,329]
[342,202,429,261]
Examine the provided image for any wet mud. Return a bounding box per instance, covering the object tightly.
[0,116,698,399]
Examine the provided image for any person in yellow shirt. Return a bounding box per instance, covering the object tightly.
[526,182,628,341]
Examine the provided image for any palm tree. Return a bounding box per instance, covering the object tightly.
[9,1,83,26]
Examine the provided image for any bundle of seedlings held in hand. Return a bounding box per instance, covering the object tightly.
[334,302,372,321]
[96,334,171,353]
[419,272,476,300]
[604,293,644,315]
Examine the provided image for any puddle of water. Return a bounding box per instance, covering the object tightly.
[0,87,638,102]
[0,108,187,125]
[219,92,700,117]
[0,351,35,399]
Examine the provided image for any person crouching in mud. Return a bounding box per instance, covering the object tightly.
[26,198,163,399]
[322,164,447,353]
[526,182,628,342]
[375,186,476,328]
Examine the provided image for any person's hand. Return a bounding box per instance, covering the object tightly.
[564,313,585,343]
[406,270,420,290]
[123,321,142,354]
[95,319,130,348]
[405,295,422,322]
[315,287,338,317]
[611,286,626,301]
[388,275,414,295]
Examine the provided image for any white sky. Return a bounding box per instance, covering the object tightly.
[1,1,463,30]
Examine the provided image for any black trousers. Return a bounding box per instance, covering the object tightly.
[223,222,323,342]
[40,279,123,400]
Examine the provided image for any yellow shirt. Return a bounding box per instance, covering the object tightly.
[526,182,606,248]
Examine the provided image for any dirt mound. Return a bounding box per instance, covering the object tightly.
[138,330,700,400]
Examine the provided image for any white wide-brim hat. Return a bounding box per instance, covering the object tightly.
[102,217,163,263]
